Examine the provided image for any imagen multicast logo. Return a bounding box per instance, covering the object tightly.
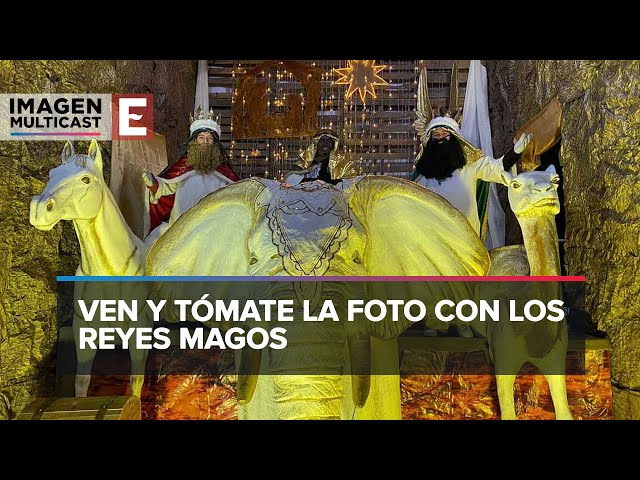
[0,94,154,141]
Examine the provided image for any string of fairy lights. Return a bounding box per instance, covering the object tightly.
[223,60,464,180]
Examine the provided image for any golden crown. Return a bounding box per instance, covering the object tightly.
[190,105,222,137]
[414,62,463,142]
[190,105,220,124]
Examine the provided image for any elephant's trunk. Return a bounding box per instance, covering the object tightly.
[272,375,345,420]
[236,282,374,419]
[268,325,346,420]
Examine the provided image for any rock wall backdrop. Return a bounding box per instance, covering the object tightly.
[0,60,196,419]
[485,60,640,419]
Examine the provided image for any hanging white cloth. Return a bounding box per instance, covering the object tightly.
[460,60,506,249]
[194,60,209,112]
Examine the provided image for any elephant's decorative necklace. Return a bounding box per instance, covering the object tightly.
[257,179,353,276]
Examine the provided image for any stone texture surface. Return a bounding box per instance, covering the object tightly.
[0,60,196,419]
[612,385,640,419]
[486,60,640,418]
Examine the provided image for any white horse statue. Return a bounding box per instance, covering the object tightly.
[30,140,150,397]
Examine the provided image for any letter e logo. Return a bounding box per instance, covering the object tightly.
[112,94,153,140]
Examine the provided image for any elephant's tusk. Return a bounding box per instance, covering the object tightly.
[236,347,262,405]
[348,333,371,408]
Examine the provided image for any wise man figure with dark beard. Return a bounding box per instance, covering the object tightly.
[413,116,531,337]
[142,107,239,245]
[412,116,531,236]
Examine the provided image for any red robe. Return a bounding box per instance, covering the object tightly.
[148,156,240,234]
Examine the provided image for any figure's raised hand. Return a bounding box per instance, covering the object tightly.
[142,171,157,188]
[514,133,533,154]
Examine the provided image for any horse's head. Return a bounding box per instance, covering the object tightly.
[30,140,106,231]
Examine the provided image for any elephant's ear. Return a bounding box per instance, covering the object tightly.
[345,176,490,339]
[146,179,267,276]
[346,176,490,276]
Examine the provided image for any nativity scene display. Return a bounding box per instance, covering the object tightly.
[19,59,613,421]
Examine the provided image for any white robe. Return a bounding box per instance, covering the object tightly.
[144,169,234,246]
[414,155,510,235]
[284,164,322,185]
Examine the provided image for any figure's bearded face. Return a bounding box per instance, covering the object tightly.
[415,132,466,182]
[187,139,224,173]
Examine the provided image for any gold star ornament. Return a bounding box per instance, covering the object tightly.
[334,60,389,102]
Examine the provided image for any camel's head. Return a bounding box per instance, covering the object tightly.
[30,140,105,230]
[507,164,560,217]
